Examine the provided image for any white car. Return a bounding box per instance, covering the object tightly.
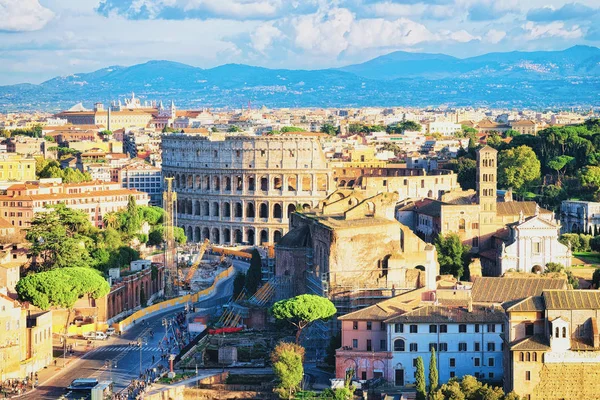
[106,328,116,337]
[93,332,107,340]
[82,331,96,339]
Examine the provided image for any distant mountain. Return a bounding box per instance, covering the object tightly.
[1,46,599,111]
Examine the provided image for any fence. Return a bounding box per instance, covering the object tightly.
[116,266,234,332]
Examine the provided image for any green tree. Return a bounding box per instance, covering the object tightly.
[455,157,477,190]
[498,146,541,193]
[16,267,110,310]
[504,129,521,138]
[124,195,141,235]
[227,125,242,132]
[547,155,574,184]
[486,133,503,148]
[233,272,246,300]
[321,123,338,136]
[578,166,600,190]
[245,249,263,296]
[387,121,422,134]
[271,294,337,344]
[280,126,306,133]
[434,233,471,279]
[140,286,147,307]
[100,129,113,138]
[544,262,579,289]
[271,342,304,399]
[429,347,438,392]
[211,127,219,132]
[415,356,426,400]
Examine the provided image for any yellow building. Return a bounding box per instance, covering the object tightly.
[0,293,25,381]
[330,147,387,169]
[0,154,36,182]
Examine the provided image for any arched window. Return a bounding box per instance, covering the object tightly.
[519,352,524,362]
[261,176,269,191]
[246,202,255,218]
[247,176,255,191]
[562,327,567,338]
[532,352,537,362]
[526,352,531,362]
[459,219,466,232]
[259,203,268,218]
[394,339,405,352]
[274,203,282,219]
[555,327,560,338]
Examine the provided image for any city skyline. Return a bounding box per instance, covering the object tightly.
[1,0,600,85]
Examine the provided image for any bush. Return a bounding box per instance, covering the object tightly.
[591,236,600,252]
[559,233,593,252]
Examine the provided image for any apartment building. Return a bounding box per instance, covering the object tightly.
[0,153,36,182]
[118,159,162,206]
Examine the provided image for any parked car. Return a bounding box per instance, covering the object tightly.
[94,332,107,340]
[82,331,96,339]
[106,328,116,337]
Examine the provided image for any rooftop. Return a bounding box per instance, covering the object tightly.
[544,290,600,310]
[385,304,505,324]
[471,277,567,304]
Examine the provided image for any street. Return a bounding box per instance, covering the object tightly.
[20,261,248,400]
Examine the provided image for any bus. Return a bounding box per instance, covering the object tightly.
[67,378,99,392]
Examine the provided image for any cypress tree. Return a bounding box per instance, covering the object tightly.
[415,356,426,400]
[429,347,438,393]
[245,249,262,296]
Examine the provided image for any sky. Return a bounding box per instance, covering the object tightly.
[0,0,599,85]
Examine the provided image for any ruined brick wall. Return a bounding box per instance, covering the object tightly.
[532,363,600,400]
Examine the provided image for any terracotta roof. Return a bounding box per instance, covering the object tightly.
[415,199,446,217]
[511,120,536,126]
[0,188,146,202]
[0,217,13,229]
[544,290,600,310]
[338,290,424,321]
[385,304,505,324]
[496,201,552,216]
[471,277,567,304]
[505,296,545,312]
[510,334,550,351]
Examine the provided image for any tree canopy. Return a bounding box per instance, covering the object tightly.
[271,342,304,399]
[498,145,541,193]
[16,267,110,310]
[35,158,91,183]
[271,294,337,344]
[320,123,338,136]
[244,248,263,296]
[387,121,422,133]
[434,233,471,280]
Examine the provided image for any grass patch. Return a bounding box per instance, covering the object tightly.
[157,373,194,384]
[573,252,600,264]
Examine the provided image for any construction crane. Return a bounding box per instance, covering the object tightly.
[178,239,210,290]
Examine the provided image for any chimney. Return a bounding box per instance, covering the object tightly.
[467,298,473,313]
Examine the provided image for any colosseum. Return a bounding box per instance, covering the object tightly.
[161,133,333,245]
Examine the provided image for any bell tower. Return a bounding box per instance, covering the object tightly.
[477,146,498,213]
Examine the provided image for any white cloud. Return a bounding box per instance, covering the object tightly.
[483,29,506,44]
[0,0,55,32]
[180,0,280,19]
[292,8,353,56]
[521,21,583,40]
[441,29,480,43]
[250,22,282,53]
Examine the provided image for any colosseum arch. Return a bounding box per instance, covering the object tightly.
[273,175,283,190]
[260,229,268,245]
[260,176,269,191]
[273,203,282,219]
[175,174,181,189]
[224,176,231,191]
[235,176,243,191]
[193,227,200,242]
[301,175,312,191]
[212,228,220,244]
[187,175,193,188]
[235,202,243,218]
[212,202,220,217]
[247,176,255,191]
[317,174,328,191]
[259,203,268,219]
[186,199,193,215]
[246,229,255,245]
[195,175,201,189]
[213,176,220,191]
[347,179,355,187]
[202,227,210,241]
[339,179,347,187]
[194,200,201,216]
[202,201,210,217]
[203,175,210,191]
[288,175,297,191]
[246,202,255,218]
[234,229,242,244]
[274,230,282,243]
[186,226,193,241]
[223,228,231,244]
[287,204,296,217]
[223,202,231,218]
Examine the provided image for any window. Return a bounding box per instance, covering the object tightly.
[488,324,496,333]
[525,371,531,381]
[526,352,531,361]
[353,321,358,330]
[380,340,386,351]
[366,340,372,351]
[439,324,447,333]
[413,358,418,367]
[533,240,541,254]
[439,343,448,352]
[474,342,481,352]
[429,325,437,333]
[395,323,404,333]
[380,322,386,331]
[449,371,456,378]
[449,358,456,367]
[429,343,438,351]
[410,343,418,352]
[562,327,567,338]
[474,358,480,367]
[489,358,495,367]
[459,324,467,333]
[394,339,405,352]
[352,339,358,348]
[475,324,480,333]
[474,372,480,379]
[525,323,534,336]
[519,352,524,362]
[410,325,418,333]
[472,222,479,229]
[487,342,496,352]
[459,343,467,351]
[489,372,494,379]
[366,322,372,331]
[459,219,466,231]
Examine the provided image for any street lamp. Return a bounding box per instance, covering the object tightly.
[137,337,147,377]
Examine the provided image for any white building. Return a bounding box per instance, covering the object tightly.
[386,304,505,386]
[426,121,462,136]
[499,212,572,275]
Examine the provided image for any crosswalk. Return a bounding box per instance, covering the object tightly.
[94,345,164,352]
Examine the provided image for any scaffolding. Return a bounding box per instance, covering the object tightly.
[163,177,178,298]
